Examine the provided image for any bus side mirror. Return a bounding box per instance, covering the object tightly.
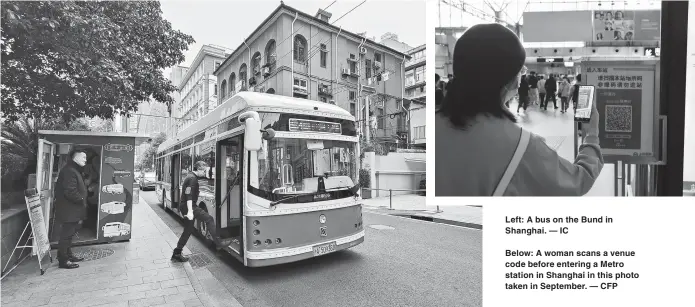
[262,128,275,140]
[243,118,262,151]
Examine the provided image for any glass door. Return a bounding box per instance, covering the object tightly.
[35,139,56,233]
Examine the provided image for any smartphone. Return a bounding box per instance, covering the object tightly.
[574,85,595,122]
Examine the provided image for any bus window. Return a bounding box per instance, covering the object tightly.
[181,147,192,176]
[255,138,357,195]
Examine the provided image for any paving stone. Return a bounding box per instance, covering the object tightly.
[142,272,174,283]
[127,295,166,307]
[160,277,191,289]
[145,286,180,298]
[127,281,161,293]
[163,291,199,304]
[183,297,204,307]
[177,284,195,294]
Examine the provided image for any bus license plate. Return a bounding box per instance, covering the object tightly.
[313,242,336,256]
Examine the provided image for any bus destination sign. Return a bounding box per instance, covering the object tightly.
[289,119,341,134]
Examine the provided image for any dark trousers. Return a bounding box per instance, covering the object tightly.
[174,207,219,254]
[58,221,79,263]
[543,93,557,109]
[517,94,529,111]
[561,97,570,111]
[539,93,546,106]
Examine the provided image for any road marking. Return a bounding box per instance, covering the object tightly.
[364,210,482,231]
[368,225,395,230]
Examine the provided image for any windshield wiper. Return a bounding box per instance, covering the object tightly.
[325,183,361,196]
[270,194,307,206]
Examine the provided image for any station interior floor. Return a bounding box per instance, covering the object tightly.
[509,98,615,196]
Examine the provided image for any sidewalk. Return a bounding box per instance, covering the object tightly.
[361,195,482,229]
[0,195,242,307]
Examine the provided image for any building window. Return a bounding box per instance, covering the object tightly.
[229,73,236,95]
[365,59,372,78]
[293,78,307,88]
[349,91,356,101]
[265,40,276,71]
[350,103,356,116]
[377,108,384,129]
[220,80,227,99]
[375,53,382,63]
[239,64,248,91]
[214,84,217,96]
[252,52,262,76]
[320,44,327,68]
[349,61,357,74]
[293,35,307,63]
[415,66,425,83]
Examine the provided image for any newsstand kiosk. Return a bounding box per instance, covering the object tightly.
[35,130,150,247]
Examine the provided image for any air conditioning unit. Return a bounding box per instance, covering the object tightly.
[359,47,367,54]
[262,67,271,77]
[341,68,350,75]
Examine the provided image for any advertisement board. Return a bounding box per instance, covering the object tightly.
[592,10,661,41]
[684,3,695,193]
[582,60,659,162]
[522,11,594,43]
[99,137,135,240]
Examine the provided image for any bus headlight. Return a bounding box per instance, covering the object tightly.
[276,238,282,244]
[253,230,260,236]
[264,239,272,245]
[253,220,260,226]
[253,240,261,246]
[319,214,326,224]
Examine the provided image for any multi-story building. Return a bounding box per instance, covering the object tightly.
[213,3,410,144]
[167,65,188,138]
[174,45,232,134]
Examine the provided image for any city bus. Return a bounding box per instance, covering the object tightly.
[154,92,364,267]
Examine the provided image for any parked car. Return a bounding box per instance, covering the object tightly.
[419,178,426,196]
[139,172,156,191]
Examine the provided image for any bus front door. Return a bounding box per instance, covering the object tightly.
[217,136,243,257]
[171,153,181,209]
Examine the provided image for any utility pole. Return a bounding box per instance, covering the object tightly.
[364,95,370,142]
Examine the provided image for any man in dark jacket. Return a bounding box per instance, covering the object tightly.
[543,74,558,110]
[172,161,223,262]
[54,150,88,269]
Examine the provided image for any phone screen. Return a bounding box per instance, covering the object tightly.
[574,85,595,122]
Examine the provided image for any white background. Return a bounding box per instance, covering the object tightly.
[482,198,695,307]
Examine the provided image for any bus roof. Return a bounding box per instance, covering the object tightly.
[158,92,354,153]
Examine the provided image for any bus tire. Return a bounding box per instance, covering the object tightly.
[196,204,211,245]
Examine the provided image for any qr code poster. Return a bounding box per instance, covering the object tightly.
[605,105,633,133]
[597,89,642,150]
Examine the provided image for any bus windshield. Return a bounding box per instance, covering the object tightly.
[256,138,357,195]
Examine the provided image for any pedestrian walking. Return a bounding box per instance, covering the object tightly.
[538,75,547,107]
[528,72,539,105]
[559,77,571,112]
[543,74,558,110]
[54,150,88,269]
[517,74,530,113]
[172,161,223,262]
[435,23,604,196]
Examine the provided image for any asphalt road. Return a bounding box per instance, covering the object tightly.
[140,191,482,307]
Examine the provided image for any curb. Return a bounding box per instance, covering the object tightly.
[138,195,243,307]
[364,206,483,230]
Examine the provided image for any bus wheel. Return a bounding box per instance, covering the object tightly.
[196,206,211,244]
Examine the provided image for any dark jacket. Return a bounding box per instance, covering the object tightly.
[545,77,557,93]
[179,173,200,216]
[54,160,87,222]
[528,75,538,88]
[518,76,529,96]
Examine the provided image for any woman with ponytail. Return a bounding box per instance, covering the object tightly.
[435,23,605,196]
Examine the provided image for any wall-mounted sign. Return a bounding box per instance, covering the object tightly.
[289,119,341,134]
[105,157,123,164]
[583,61,657,161]
[644,47,660,57]
[105,143,134,152]
[593,10,661,42]
[102,222,130,237]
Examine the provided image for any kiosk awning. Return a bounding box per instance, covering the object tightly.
[38,130,152,145]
